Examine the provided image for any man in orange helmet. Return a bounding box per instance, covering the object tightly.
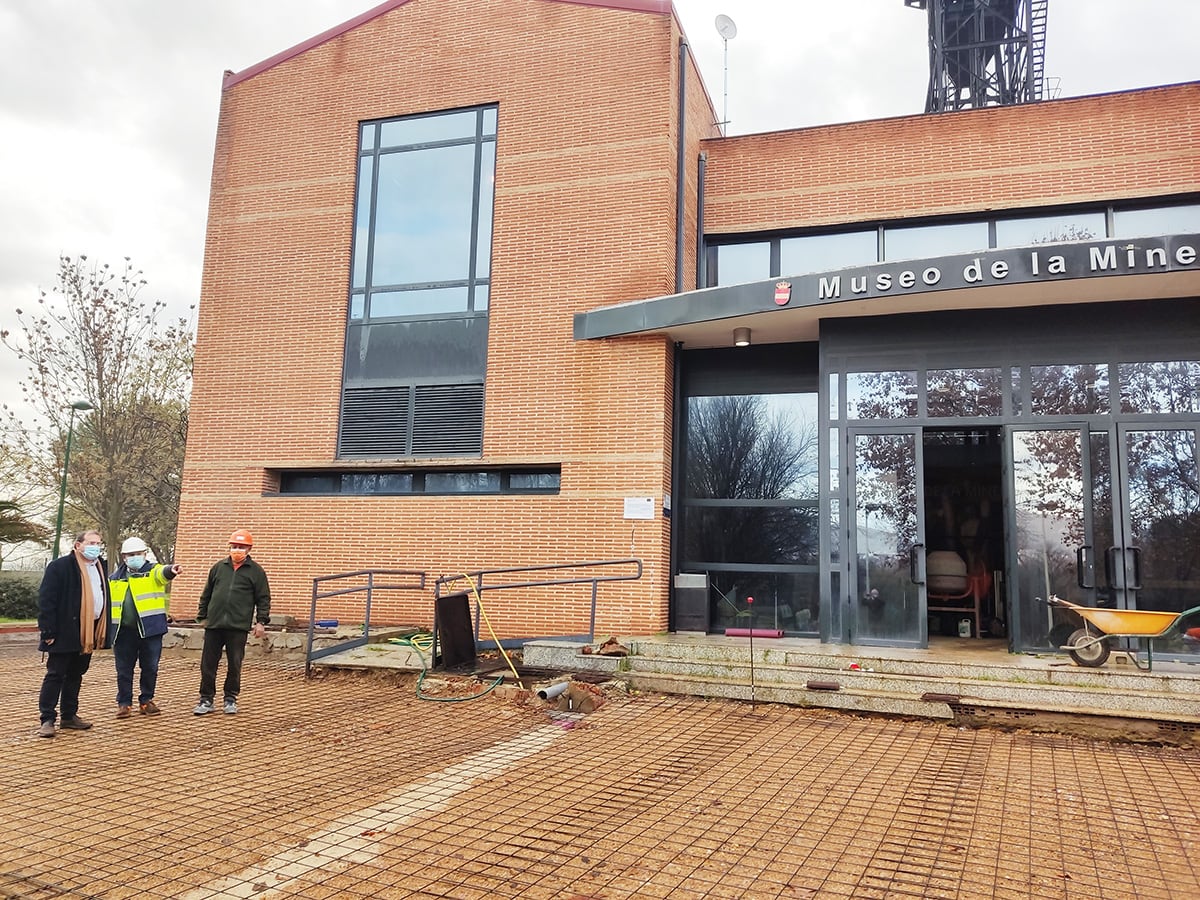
[193,529,271,716]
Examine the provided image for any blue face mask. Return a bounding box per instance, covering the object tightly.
[125,555,146,570]
[81,545,103,561]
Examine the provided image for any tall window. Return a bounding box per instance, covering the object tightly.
[340,106,497,457]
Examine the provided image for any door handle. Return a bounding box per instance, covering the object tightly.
[1128,547,1142,590]
[910,544,925,585]
[1076,546,1094,589]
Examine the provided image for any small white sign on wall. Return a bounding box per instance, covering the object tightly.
[623,496,654,520]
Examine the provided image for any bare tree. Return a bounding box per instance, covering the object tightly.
[0,255,193,560]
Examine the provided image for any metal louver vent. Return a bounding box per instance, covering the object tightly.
[339,383,483,457]
[412,383,484,455]
[339,387,410,457]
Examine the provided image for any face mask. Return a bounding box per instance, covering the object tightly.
[82,546,103,561]
[125,555,146,570]
[229,548,249,564]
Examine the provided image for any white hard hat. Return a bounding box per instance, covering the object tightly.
[120,536,150,555]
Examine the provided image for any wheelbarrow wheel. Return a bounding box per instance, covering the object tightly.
[1066,628,1110,667]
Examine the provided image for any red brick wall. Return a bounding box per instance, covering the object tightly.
[703,83,1200,234]
[179,0,711,634]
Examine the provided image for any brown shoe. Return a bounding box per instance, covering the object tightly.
[37,721,56,738]
[60,715,92,730]
[116,705,132,719]
[139,700,160,716]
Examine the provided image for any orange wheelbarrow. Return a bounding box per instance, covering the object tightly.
[1043,595,1200,670]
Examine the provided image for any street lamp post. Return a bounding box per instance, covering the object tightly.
[52,400,95,559]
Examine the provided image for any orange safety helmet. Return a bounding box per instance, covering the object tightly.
[228,529,254,547]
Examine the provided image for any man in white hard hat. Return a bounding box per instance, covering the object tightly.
[109,536,181,718]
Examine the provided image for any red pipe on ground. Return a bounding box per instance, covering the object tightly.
[724,628,784,638]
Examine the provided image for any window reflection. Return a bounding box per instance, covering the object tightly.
[883,222,988,261]
[715,242,770,286]
[1113,204,1200,238]
[426,472,501,492]
[995,212,1105,247]
[780,231,876,274]
[1119,361,1200,414]
[380,110,480,147]
[846,372,918,419]
[1030,364,1110,415]
[373,145,476,285]
[927,368,1004,417]
[371,287,470,318]
[681,392,820,634]
[685,394,819,499]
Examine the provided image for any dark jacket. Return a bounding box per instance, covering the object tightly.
[198,556,271,631]
[38,552,113,654]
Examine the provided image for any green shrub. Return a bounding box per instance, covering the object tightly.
[0,573,40,619]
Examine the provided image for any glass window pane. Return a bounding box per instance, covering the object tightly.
[351,156,374,289]
[1120,361,1200,414]
[370,287,469,318]
[883,222,989,261]
[1114,204,1200,238]
[995,212,1105,247]
[359,122,377,150]
[1030,363,1110,415]
[704,570,820,635]
[475,143,495,277]
[715,242,770,285]
[473,284,489,312]
[379,110,477,147]
[341,473,414,493]
[372,144,475,285]
[780,231,876,274]
[685,393,819,499]
[927,368,1004,417]
[509,472,560,490]
[481,107,498,136]
[281,474,338,493]
[684,506,819,565]
[350,293,365,321]
[846,372,918,419]
[426,472,501,492]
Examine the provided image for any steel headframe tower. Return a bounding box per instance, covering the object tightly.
[905,0,1047,112]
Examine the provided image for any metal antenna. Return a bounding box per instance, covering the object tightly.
[714,14,737,132]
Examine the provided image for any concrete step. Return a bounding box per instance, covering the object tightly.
[621,655,1200,724]
[520,638,1200,727]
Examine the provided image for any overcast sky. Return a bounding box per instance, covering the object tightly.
[0,0,1197,413]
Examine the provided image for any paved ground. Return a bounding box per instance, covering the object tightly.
[3,646,1199,899]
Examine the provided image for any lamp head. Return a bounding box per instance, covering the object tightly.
[70,400,94,411]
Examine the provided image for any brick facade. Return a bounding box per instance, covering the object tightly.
[179,0,1199,638]
[179,0,711,633]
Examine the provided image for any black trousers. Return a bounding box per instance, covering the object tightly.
[39,651,92,724]
[199,628,249,702]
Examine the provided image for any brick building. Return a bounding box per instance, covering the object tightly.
[179,0,1200,657]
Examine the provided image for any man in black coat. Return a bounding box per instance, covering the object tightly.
[37,530,112,738]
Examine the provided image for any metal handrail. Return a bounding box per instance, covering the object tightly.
[431,558,643,665]
[305,569,426,675]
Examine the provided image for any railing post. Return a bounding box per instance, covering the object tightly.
[589,579,599,641]
[306,578,319,676]
[364,571,374,638]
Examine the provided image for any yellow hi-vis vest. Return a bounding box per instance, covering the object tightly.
[110,565,172,639]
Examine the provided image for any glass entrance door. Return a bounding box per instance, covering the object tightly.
[1006,426,1094,650]
[1116,423,1200,625]
[849,429,926,646]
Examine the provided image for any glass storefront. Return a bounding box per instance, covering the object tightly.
[676,302,1200,663]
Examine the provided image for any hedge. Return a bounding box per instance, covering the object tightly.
[0,573,40,619]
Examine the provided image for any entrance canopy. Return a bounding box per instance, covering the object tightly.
[574,233,1200,349]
